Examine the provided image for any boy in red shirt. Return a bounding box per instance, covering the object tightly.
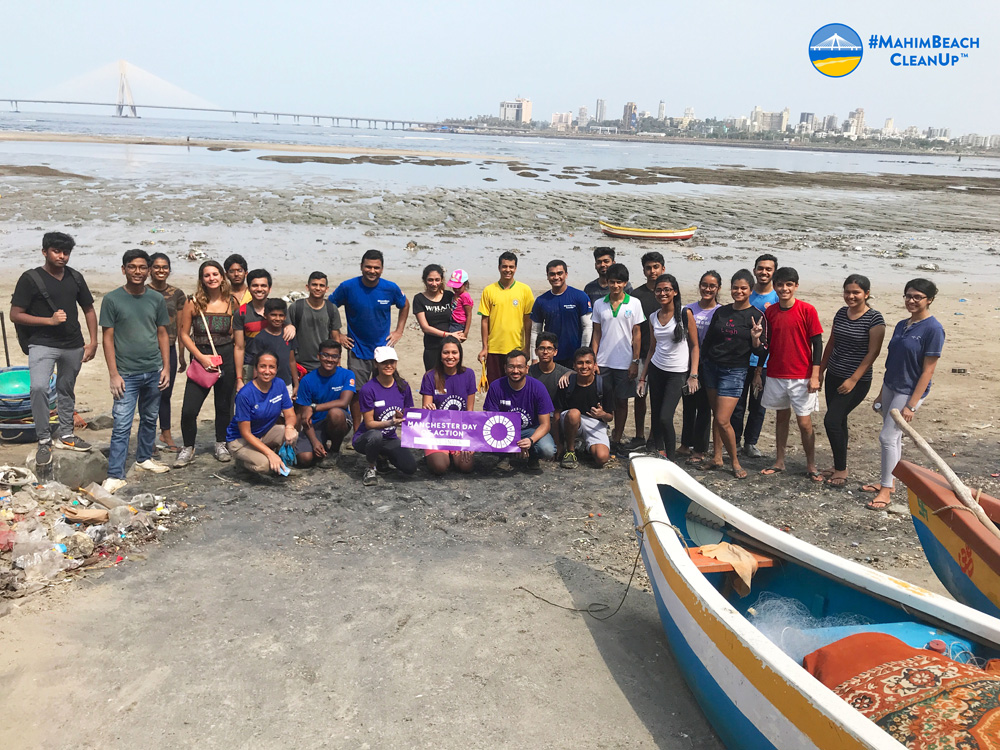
[759,267,824,479]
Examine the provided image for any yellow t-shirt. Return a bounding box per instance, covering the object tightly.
[478,280,534,354]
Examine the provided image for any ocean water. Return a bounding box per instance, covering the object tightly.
[1,110,997,195]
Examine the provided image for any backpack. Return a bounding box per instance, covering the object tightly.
[14,267,85,354]
[288,298,339,335]
[562,372,610,412]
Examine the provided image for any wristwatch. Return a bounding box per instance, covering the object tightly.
[632,359,641,365]
[689,374,699,379]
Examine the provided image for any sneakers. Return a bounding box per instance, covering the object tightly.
[742,443,763,458]
[174,446,195,468]
[625,435,647,451]
[362,467,378,486]
[35,442,53,466]
[102,477,127,494]
[54,434,92,452]
[214,442,231,462]
[495,456,513,472]
[136,458,171,474]
[561,451,578,469]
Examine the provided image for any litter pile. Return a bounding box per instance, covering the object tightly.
[0,466,193,598]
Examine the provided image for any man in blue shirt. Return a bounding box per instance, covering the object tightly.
[329,250,408,424]
[731,253,779,458]
[530,259,592,369]
[295,339,355,466]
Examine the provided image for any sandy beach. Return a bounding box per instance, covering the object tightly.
[1,133,999,747]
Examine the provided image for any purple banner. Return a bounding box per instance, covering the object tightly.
[401,409,521,453]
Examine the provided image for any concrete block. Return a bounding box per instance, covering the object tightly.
[26,449,108,490]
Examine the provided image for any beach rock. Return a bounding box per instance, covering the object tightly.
[86,413,114,431]
[26,449,108,490]
[64,532,95,559]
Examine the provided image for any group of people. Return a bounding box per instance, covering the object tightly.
[12,233,945,507]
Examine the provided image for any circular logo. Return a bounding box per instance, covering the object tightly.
[482,415,516,449]
[809,23,863,78]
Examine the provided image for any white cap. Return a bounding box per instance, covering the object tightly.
[373,346,399,363]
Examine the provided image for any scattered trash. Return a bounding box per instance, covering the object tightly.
[952,368,968,374]
[916,263,939,271]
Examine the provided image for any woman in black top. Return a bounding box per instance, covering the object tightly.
[818,274,886,487]
[412,264,456,372]
[701,269,768,479]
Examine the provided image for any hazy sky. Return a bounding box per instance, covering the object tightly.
[2,0,997,134]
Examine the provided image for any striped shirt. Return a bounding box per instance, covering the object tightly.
[827,307,886,381]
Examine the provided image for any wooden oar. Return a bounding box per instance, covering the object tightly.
[891,408,1000,541]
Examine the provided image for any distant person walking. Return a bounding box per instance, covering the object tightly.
[10,231,98,467]
[99,250,171,494]
[863,279,943,510]
[176,260,241,467]
[819,275,885,488]
[147,252,187,452]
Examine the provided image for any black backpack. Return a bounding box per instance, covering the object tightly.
[14,267,85,354]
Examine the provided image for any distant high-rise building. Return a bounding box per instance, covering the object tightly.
[657,100,666,120]
[550,112,573,131]
[499,98,532,124]
[595,98,606,122]
[883,117,895,135]
[578,106,589,127]
[684,107,695,119]
[846,107,865,136]
[623,101,638,131]
[800,112,815,127]
[824,114,839,132]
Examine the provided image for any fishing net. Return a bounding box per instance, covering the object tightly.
[747,592,871,665]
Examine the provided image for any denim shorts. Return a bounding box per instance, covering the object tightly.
[701,360,747,399]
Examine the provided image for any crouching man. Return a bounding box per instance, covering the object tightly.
[556,347,614,469]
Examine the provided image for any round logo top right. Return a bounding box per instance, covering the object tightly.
[809,23,863,77]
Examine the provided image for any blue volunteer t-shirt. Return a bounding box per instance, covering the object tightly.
[748,289,778,367]
[530,287,592,360]
[226,378,293,442]
[329,277,406,360]
[884,316,945,399]
[296,367,356,424]
[483,376,554,430]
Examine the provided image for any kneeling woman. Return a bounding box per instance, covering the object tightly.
[419,336,477,475]
[353,346,417,486]
[225,352,297,475]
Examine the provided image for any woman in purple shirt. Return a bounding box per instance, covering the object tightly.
[420,336,478,475]
[353,346,416,486]
[679,270,721,464]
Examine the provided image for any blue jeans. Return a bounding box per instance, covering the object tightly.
[109,371,162,479]
[520,424,557,459]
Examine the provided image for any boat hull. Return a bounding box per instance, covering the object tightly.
[896,460,1000,617]
[599,220,697,241]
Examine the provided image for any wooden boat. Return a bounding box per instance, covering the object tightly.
[896,459,1000,618]
[598,220,697,241]
[628,456,1000,749]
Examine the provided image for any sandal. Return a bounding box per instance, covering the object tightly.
[859,484,883,493]
[760,466,784,476]
[825,476,847,488]
[806,471,824,482]
[733,467,748,480]
[685,455,706,466]
[865,497,892,511]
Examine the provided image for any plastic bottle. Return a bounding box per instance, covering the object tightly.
[80,482,126,509]
[108,505,135,529]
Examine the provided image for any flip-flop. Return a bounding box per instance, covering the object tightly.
[685,455,706,466]
[733,467,748,480]
[865,497,891,511]
[760,466,784,476]
[859,484,882,493]
[806,471,824,482]
[708,462,726,471]
[825,476,847,488]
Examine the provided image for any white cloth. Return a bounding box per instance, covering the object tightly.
[649,311,689,373]
[593,295,644,370]
[760,377,818,416]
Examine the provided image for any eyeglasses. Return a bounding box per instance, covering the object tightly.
[903,294,927,302]
[654,288,676,295]
[700,283,719,290]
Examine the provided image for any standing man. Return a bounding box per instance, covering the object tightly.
[591,263,643,452]
[584,247,632,305]
[147,252,187,452]
[483,349,555,471]
[732,253,779,458]
[288,271,342,373]
[478,251,534,384]
[224,254,251,307]
[760,267,823,479]
[629,251,665,450]
[100,249,171,493]
[233,268,294,386]
[529,259,592,369]
[329,250,409,423]
[10,232,98,466]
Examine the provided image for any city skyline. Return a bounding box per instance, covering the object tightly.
[2,1,997,134]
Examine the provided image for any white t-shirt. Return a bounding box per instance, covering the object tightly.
[593,294,644,370]
[649,311,690,372]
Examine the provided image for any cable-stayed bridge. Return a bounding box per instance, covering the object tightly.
[810,33,862,52]
[1,60,439,130]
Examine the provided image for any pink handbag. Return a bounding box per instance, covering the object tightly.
[187,308,223,388]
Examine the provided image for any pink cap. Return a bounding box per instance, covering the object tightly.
[447,269,469,288]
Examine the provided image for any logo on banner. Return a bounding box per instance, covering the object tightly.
[809,23,863,77]
[482,415,517,449]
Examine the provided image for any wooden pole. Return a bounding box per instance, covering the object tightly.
[890,408,1000,541]
[0,312,9,367]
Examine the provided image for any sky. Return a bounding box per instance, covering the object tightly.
[2,0,998,135]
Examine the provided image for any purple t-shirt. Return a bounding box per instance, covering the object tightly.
[419,368,477,410]
[353,377,414,444]
[483,376,554,429]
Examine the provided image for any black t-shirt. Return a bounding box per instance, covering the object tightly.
[702,304,769,368]
[557,374,615,415]
[631,284,660,358]
[11,267,94,349]
[413,291,455,349]
[528,362,571,406]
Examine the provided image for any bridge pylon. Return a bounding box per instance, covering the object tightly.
[115,60,138,118]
